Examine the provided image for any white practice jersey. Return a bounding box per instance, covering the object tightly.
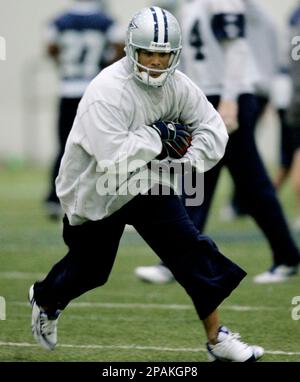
[180,0,255,99]
[56,57,228,225]
[244,0,280,96]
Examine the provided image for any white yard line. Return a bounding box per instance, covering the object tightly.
[0,341,299,356]
[0,272,45,279]
[0,300,296,358]
[12,300,281,311]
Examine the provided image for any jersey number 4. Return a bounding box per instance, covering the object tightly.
[189,20,205,60]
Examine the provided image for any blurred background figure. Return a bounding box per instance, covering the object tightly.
[222,0,300,231]
[44,0,124,220]
[219,0,294,221]
[286,1,300,231]
[135,0,300,285]
[271,75,293,193]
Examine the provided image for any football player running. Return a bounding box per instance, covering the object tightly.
[29,7,263,361]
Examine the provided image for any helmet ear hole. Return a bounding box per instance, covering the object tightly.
[125,6,182,87]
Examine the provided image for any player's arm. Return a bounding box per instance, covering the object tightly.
[178,77,228,173]
[79,99,162,175]
[210,0,248,132]
[218,39,248,133]
[47,43,59,61]
[45,22,60,64]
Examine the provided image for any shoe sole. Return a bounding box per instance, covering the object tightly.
[208,354,261,362]
[207,346,264,362]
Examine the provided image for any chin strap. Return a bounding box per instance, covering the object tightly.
[137,71,169,87]
[131,49,174,87]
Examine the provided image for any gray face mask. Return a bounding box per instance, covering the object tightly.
[125,6,182,88]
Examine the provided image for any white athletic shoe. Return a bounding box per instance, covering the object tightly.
[28,285,60,350]
[134,264,174,284]
[253,264,300,284]
[207,326,264,362]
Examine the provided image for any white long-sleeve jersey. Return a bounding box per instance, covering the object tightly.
[180,0,256,99]
[56,57,228,225]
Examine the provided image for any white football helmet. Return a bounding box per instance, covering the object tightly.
[125,7,182,87]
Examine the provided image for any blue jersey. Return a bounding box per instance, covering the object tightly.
[47,2,116,97]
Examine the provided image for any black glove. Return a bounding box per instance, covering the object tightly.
[163,134,192,159]
[151,121,192,159]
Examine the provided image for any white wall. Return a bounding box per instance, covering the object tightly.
[0,0,298,164]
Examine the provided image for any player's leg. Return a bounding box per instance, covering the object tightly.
[273,108,294,189]
[220,95,269,221]
[130,191,263,361]
[34,214,125,311]
[134,164,222,283]
[130,191,245,317]
[29,213,125,349]
[226,94,300,282]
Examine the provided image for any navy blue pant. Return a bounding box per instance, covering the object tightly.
[184,94,300,266]
[231,98,295,215]
[34,190,246,320]
[230,95,269,215]
[46,97,81,204]
[278,108,295,169]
